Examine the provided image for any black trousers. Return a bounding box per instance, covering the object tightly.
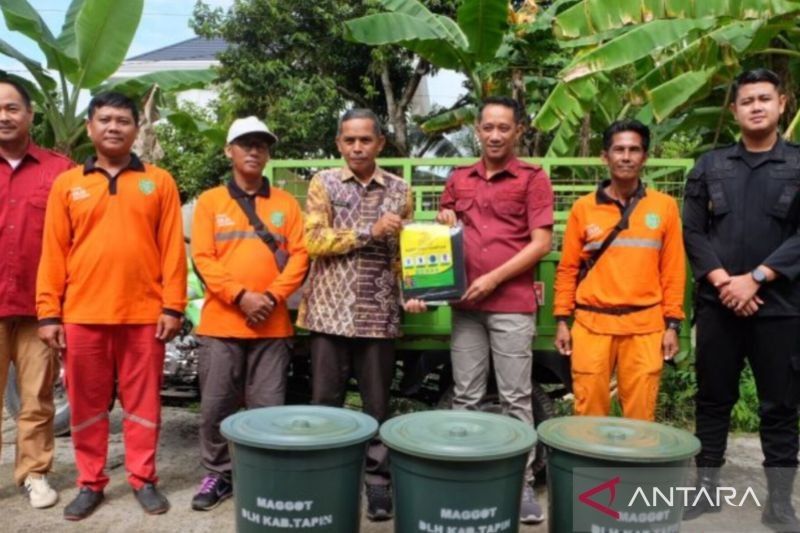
[310,333,395,486]
[695,303,800,468]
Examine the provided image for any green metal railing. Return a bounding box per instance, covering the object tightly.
[267,157,695,355]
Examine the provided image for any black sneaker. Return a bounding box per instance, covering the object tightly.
[133,483,170,515]
[64,487,104,521]
[366,484,393,521]
[191,474,233,511]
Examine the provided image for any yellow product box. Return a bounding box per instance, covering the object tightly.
[400,222,466,302]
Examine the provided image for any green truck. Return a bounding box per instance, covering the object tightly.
[268,156,696,475]
[3,156,695,476]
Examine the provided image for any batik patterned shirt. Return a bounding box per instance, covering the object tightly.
[297,166,412,338]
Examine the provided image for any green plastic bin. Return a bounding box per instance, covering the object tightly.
[221,405,377,532]
[381,410,536,533]
[538,416,701,533]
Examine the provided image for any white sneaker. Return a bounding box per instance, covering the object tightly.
[24,474,59,509]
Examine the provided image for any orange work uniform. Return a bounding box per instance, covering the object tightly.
[191,179,308,338]
[36,157,187,323]
[35,155,187,491]
[554,181,685,420]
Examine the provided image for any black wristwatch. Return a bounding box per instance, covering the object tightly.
[751,268,767,285]
[666,319,682,334]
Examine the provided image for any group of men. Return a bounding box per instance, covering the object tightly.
[1,67,799,530]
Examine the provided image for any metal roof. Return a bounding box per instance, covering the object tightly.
[127,37,228,62]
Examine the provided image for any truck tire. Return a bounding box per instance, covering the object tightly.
[530,380,555,480]
[4,362,71,437]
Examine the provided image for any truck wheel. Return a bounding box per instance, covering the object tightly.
[530,380,555,481]
[4,362,71,437]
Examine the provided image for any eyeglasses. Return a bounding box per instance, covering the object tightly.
[232,139,271,151]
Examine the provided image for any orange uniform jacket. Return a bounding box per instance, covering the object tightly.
[554,183,685,335]
[36,156,187,324]
[191,179,308,338]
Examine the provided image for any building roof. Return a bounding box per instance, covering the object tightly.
[127,37,228,62]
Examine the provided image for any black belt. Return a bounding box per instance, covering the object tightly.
[575,303,658,316]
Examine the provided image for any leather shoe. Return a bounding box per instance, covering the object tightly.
[63,487,104,521]
[133,483,170,515]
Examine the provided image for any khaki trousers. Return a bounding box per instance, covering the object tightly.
[0,317,57,484]
[450,310,536,482]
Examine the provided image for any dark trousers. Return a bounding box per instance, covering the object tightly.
[310,333,395,486]
[198,336,291,478]
[695,303,800,468]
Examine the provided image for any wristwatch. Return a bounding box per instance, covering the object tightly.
[666,319,682,334]
[751,268,767,284]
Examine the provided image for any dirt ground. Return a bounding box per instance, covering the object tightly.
[0,405,795,533]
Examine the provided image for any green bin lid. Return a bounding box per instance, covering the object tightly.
[537,416,700,463]
[221,405,377,451]
[380,410,536,462]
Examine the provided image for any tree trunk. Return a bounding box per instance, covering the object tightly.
[579,113,592,157]
[378,58,430,157]
[511,68,534,157]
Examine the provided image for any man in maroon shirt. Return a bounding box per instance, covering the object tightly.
[407,96,553,523]
[0,78,73,508]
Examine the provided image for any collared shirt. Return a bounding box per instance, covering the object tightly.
[440,156,554,313]
[0,142,73,318]
[683,138,800,316]
[297,166,413,339]
[192,177,308,338]
[36,154,187,324]
[554,180,685,334]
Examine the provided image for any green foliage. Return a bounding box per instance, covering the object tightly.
[0,0,216,157]
[731,365,760,433]
[192,0,459,157]
[155,102,229,202]
[656,360,698,429]
[655,354,760,433]
[536,0,800,156]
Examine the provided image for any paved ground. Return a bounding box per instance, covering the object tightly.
[0,405,794,532]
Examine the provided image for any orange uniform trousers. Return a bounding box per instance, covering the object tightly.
[571,321,664,420]
[64,324,164,491]
[0,317,57,484]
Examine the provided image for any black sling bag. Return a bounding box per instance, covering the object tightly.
[234,196,289,272]
[577,193,643,283]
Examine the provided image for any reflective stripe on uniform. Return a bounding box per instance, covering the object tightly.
[583,238,662,252]
[71,412,109,434]
[123,411,159,430]
[215,231,286,243]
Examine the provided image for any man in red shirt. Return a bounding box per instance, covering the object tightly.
[408,96,553,523]
[0,78,72,509]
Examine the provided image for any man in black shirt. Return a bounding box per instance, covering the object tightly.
[683,69,800,529]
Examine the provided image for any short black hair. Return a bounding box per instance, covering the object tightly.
[602,119,651,153]
[732,68,782,101]
[88,91,139,125]
[478,96,525,124]
[338,108,383,137]
[0,77,32,109]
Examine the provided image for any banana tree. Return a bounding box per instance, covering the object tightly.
[0,0,216,158]
[534,0,800,156]
[344,0,509,135]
